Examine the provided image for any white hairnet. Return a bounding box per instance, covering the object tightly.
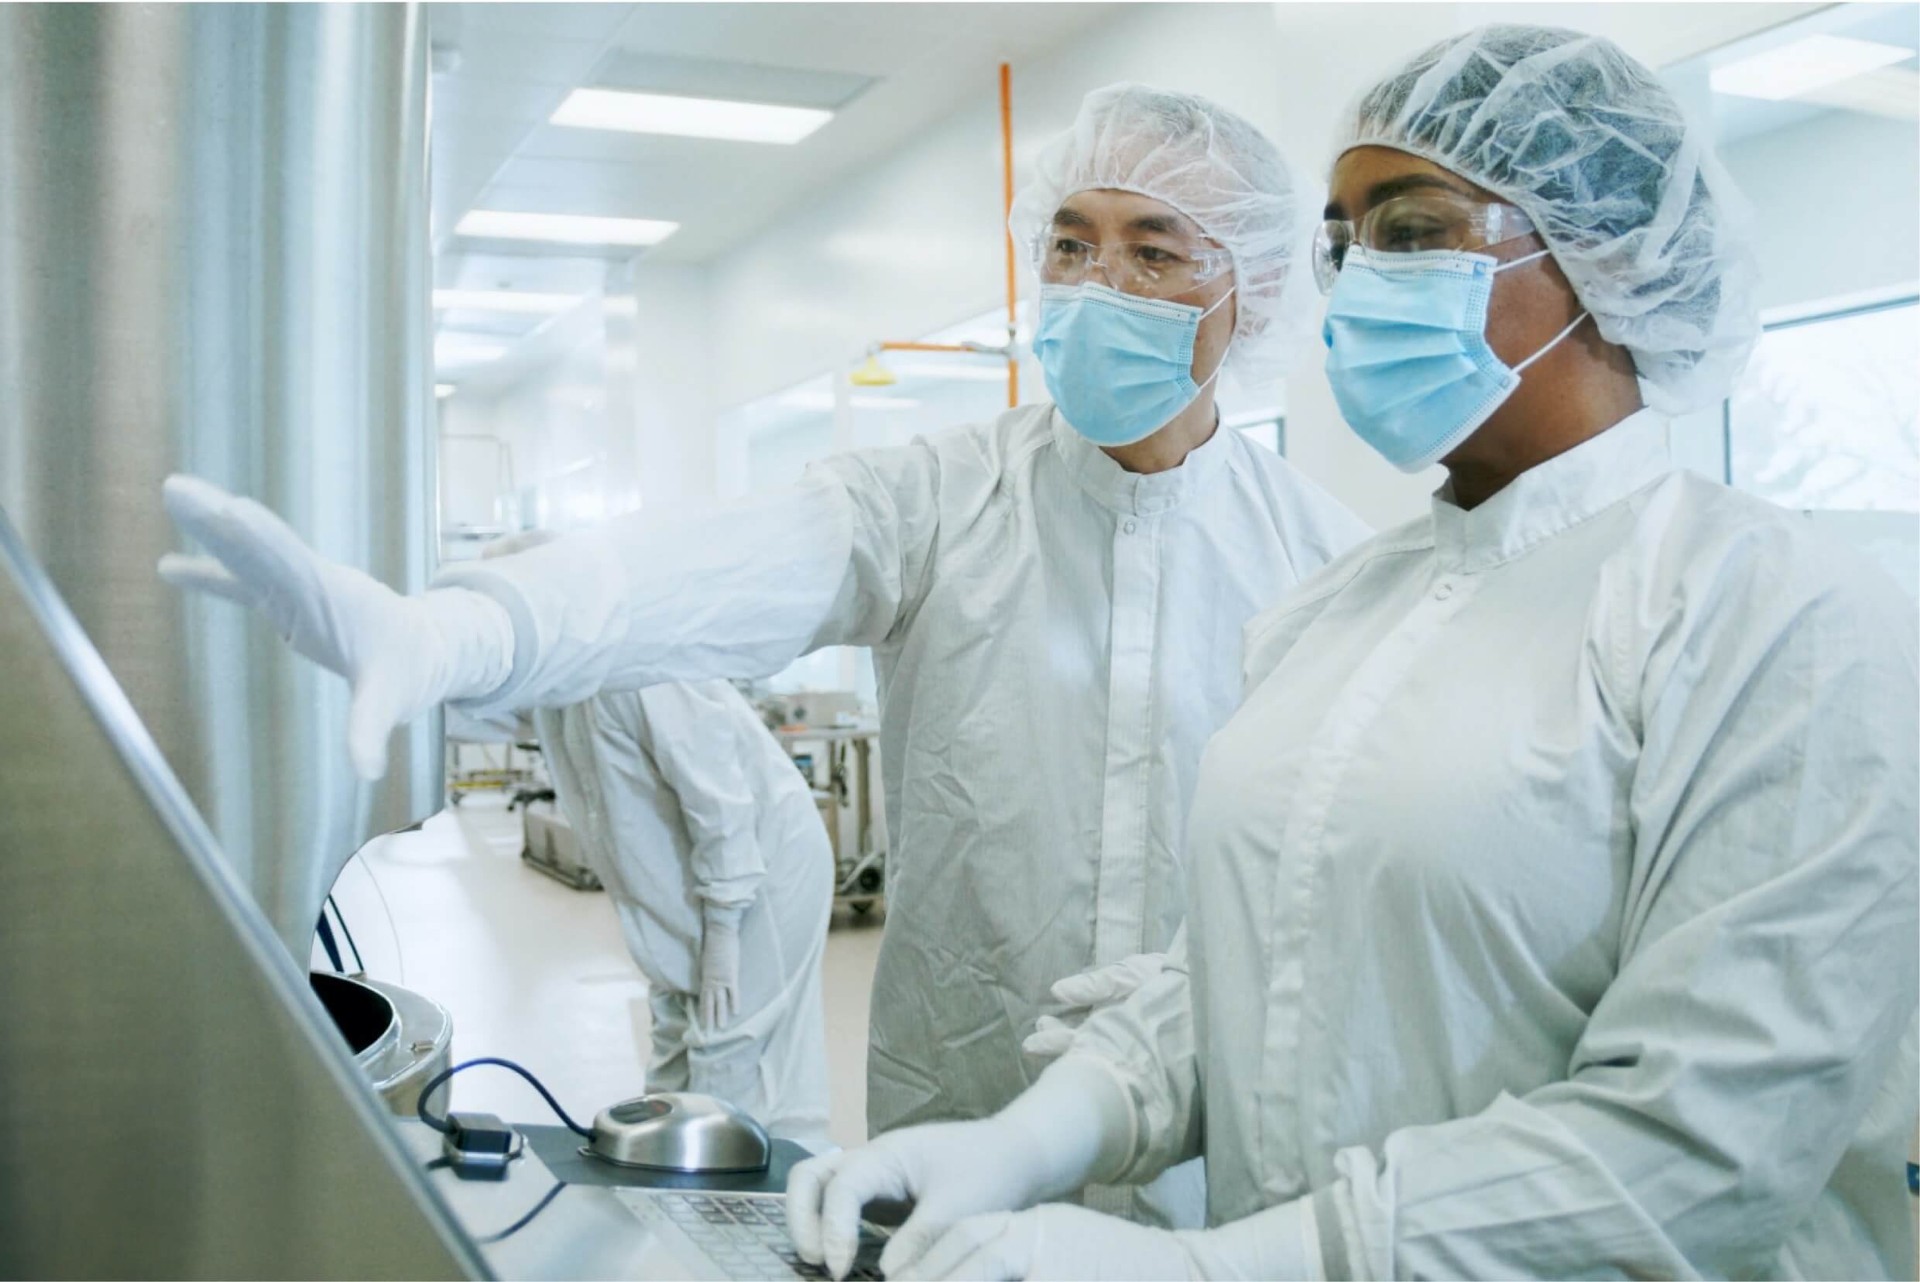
[1336,24,1759,413]
[1011,83,1312,394]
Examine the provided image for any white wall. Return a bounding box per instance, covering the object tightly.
[693,2,1459,526]
[1721,111,1920,315]
[611,260,720,510]
[446,2,1885,537]
[438,297,633,541]
[696,1,1816,531]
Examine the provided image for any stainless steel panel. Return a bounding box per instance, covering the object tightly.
[0,2,443,958]
[364,976,458,1117]
[0,512,483,1280]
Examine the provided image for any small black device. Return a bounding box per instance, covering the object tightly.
[441,1111,523,1181]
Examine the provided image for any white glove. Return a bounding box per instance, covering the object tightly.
[897,1204,1192,1281]
[1023,953,1168,1062]
[699,911,742,1030]
[158,474,515,779]
[903,1197,1325,1282]
[786,1059,1132,1280]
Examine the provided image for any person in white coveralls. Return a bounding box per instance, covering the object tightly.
[785,24,1919,1282]
[156,83,1370,1229]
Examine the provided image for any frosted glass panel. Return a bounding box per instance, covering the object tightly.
[1729,300,1919,512]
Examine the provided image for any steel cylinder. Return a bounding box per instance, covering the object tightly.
[0,2,443,957]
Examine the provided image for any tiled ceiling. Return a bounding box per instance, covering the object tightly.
[427,2,1124,306]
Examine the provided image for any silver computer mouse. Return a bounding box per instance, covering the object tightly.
[586,1091,772,1174]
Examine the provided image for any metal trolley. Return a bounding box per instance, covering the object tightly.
[777,725,886,918]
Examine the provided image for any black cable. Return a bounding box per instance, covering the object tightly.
[476,1181,568,1245]
[415,1056,594,1138]
[314,911,345,972]
[327,894,366,972]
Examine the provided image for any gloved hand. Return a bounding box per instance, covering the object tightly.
[158,475,515,779]
[901,1197,1325,1282]
[1022,953,1168,1062]
[787,1059,1133,1280]
[699,912,742,1030]
[788,1120,1033,1280]
[895,1204,1193,1281]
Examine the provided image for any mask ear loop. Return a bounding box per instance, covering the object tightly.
[1488,244,1589,376]
[1490,245,1552,274]
[1192,285,1237,393]
[1513,312,1589,375]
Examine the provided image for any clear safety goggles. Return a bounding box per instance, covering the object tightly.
[1031,232,1233,300]
[1313,195,1538,293]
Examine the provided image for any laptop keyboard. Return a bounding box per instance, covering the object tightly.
[635,1189,888,1281]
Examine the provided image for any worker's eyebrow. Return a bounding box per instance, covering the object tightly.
[1050,206,1093,230]
[1126,212,1192,237]
[1369,172,1475,204]
[1326,171,1477,220]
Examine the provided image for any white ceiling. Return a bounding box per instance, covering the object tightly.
[427,1,1123,306]
[1674,1,1920,146]
[429,1,1917,370]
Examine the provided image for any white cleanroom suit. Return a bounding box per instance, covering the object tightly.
[441,406,1369,1151]
[1064,411,1919,1278]
[535,679,833,1150]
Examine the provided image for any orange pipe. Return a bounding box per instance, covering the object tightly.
[1000,62,1018,408]
[861,67,1022,401]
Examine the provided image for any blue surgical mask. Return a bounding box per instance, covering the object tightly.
[1035,282,1233,447]
[1323,246,1587,472]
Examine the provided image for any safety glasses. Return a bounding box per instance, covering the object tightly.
[1313,195,1537,293]
[1031,233,1233,300]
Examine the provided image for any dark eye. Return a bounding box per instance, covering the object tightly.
[1052,237,1090,257]
[1378,217,1446,251]
[1135,245,1177,264]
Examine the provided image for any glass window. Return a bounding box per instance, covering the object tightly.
[1235,418,1284,455]
[1728,298,1919,512]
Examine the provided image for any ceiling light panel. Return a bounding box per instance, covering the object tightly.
[1797,65,1920,121]
[434,333,512,366]
[551,88,832,144]
[433,288,582,315]
[456,209,679,246]
[1711,34,1914,101]
[437,251,610,296]
[589,51,874,113]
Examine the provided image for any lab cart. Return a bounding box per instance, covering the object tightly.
[777,725,886,917]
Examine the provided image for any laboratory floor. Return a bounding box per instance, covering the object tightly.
[327,794,884,1150]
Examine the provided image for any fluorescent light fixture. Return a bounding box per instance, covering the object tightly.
[433,289,581,315]
[1798,64,1920,121]
[780,390,922,413]
[434,333,511,365]
[435,383,456,399]
[551,88,832,144]
[456,209,679,247]
[1711,34,1913,101]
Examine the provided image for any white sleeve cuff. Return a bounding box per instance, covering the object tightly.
[996,1055,1141,1203]
[1045,1053,1142,1187]
[1175,1196,1324,1281]
[700,902,748,934]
